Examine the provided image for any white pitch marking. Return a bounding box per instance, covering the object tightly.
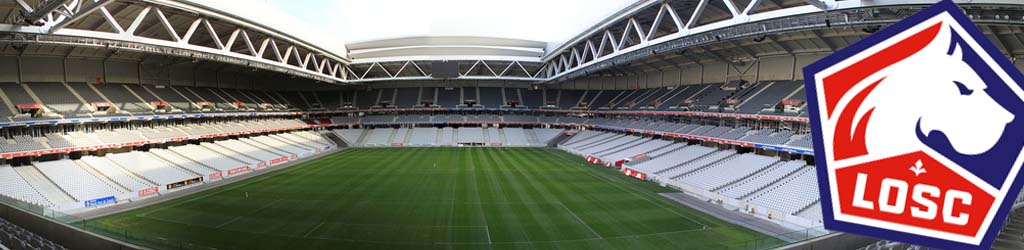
[557,201,602,239]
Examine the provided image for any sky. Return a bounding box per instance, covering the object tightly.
[189,0,636,55]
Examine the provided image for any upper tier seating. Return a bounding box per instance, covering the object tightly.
[28,83,88,116]
[93,84,150,113]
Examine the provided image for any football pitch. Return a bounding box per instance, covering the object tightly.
[82,147,779,249]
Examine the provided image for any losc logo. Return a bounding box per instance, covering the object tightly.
[804,1,1024,249]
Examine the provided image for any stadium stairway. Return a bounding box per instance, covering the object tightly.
[525,129,540,145]
[324,132,348,147]
[994,209,1024,250]
[74,159,137,194]
[547,131,573,148]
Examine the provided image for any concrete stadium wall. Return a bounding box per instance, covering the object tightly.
[0,202,138,250]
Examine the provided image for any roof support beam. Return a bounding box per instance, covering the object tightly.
[47,0,115,33]
[21,0,70,23]
[810,30,836,51]
[802,0,833,10]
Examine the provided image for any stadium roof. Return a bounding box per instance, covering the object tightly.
[196,0,638,59]
[346,36,547,63]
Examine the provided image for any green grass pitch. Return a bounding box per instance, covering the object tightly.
[82,147,778,249]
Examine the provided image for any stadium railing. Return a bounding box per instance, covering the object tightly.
[0,194,136,249]
[721,226,832,250]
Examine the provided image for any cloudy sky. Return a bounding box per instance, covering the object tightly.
[190,0,636,54]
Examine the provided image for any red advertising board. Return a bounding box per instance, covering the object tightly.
[270,156,288,165]
[622,168,646,180]
[227,166,250,175]
[138,187,159,197]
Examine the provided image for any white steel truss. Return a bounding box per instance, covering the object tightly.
[4,0,1023,85]
[344,60,544,83]
[1,0,350,84]
[540,0,1024,82]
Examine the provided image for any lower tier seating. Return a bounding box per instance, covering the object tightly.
[0,131,334,212]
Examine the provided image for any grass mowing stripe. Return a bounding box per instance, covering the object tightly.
[87,148,774,249]
[302,222,325,238]
[471,148,503,243]
[557,201,603,238]
[549,149,712,228]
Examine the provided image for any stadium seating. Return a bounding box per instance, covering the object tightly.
[599,139,670,162]
[748,167,820,215]
[0,165,53,207]
[29,83,89,117]
[408,128,438,146]
[530,128,564,146]
[93,84,152,113]
[0,218,68,250]
[656,150,735,179]
[79,156,154,193]
[718,161,806,199]
[33,160,125,202]
[391,128,411,144]
[169,144,250,174]
[334,129,366,146]
[105,151,198,187]
[439,127,455,146]
[251,136,313,156]
[485,128,502,144]
[332,114,807,149]
[364,128,394,146]
[676,154,779,191]
[149,149,220,178]
[457,128,485,143]
[502,128,530,146]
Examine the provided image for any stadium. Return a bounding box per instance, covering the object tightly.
[0,0,1022,249]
